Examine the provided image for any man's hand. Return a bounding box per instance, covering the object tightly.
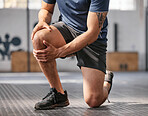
[31,21,51,40]
[33,40,59,62]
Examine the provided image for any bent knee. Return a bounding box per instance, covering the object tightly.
[85,93,103,108]
[33,29,48,43]
[32,29,50,49]
[33,30,44,41]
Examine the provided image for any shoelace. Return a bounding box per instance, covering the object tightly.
[42,92,57,103]
[42,92,52,100]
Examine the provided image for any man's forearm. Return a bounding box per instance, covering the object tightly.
[38,9,52,23]
[57,30,98,58]
[57,11,107,58]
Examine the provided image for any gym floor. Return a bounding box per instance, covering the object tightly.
[0,72,148,116]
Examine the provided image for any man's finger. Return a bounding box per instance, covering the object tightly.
[31,31,36,40]
[36,57,48,62]
[33,49,47,54]
[34,54,48,58]
[43,25,52,32]
[31,25,46,40]
[31,30,38,40]
[43,40,51,47]
[31,26,40,40]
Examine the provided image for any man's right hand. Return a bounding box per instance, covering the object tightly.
[31,21,51,40]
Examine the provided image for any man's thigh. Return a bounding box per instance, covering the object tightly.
[81,67,105,100]
[33,25,66,48]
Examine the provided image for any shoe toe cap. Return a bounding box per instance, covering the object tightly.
[34,102,41,110]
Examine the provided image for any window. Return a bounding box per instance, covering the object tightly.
[28,0,41,9]
[4,0,27,8]
[0,0,41,9]
[109,0,136,11]
[0,0,4,8]
[0,0,137,10]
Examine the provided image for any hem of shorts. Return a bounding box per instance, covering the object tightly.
[77,64,106,74]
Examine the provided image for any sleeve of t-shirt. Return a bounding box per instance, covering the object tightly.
[43,0,56,4]
[89,0,109,12]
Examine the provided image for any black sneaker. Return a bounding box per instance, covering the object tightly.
[35,88,69,110]
[105,71,114,103]
[105,71,114,94]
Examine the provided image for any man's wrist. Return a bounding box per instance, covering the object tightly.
[56,45,68,58]
[56,48,65,58]
[38,9,51,24]
[38,20,46,23]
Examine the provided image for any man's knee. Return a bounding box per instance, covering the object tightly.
[84,93,103,108]
[32,29,50,49]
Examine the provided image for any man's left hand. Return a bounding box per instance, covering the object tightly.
[33,40,59,62]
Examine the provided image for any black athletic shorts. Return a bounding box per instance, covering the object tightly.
[52,21,107,74]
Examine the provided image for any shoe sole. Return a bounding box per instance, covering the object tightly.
[35,100,70,110]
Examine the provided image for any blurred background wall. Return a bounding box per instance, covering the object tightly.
[108,0,146,71]
[0,0,148,72]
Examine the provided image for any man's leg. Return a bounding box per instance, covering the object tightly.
[81,67,111,108]
[32,25,66,94]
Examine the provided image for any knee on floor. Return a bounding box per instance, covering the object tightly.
[85,93,103,108]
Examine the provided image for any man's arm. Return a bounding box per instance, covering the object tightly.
[38,1,55,23]
[31,1,55,40]
[57,11,108,58]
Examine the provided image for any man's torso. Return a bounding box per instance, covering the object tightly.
[44,0,109,42]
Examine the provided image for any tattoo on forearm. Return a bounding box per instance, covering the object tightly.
[96,12,107,28]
